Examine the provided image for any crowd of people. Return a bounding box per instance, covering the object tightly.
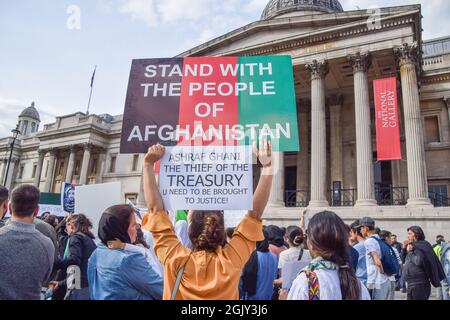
[0,141,449,301]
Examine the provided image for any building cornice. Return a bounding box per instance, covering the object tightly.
[178,6,421,58]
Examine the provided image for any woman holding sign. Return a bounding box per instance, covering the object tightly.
[141,140,273,300]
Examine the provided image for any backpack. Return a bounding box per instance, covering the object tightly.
[371,237,400,277]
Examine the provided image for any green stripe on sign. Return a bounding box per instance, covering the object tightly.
[40,193,61,205]
[238,56,299,152]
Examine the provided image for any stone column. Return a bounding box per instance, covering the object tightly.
[5,158,18,190]
[446,98,450,128]
[395,43,432,207]
[33,150,45,187]
[44,150,57,192]
[0,159,7,186]
[306,60,329,207]
[65,146,77,183]
[96,151,106,184]
[348,52,377,206]
[296,99,310,205]
[79,143,92,185]
[441,98,450,143]
[268,152,285,207]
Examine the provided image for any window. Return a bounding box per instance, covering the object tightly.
[429,185,449,207]
[31,122,36,133]
[58,161,65,176]
[32,164,37,179]
[132,154,139,172]
[90,159,98,175]
[74,160,81,175]
[45,160,49,176]
[109,156,117,173]
[23,120,29,134]
[125,193,138,205]
[18,165,25,179]
[424,116,441,143]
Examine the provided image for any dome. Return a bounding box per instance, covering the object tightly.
[19,102,40,121]
[261,0,344,20]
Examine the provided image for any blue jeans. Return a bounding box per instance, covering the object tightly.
[371,280,391,300]
[437,280,449,301]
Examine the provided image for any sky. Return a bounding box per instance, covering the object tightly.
[1,0,450,137]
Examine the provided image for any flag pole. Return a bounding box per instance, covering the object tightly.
[86,65,97,115]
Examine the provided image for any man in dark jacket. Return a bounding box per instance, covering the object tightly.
[402,226,446,300]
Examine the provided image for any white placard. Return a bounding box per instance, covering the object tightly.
[224,210,247,228]
[38,204,65,217]
[75,182,122,239]
[159,145,253,211]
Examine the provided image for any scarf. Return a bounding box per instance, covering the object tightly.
[306,257,339,272]
[63,237,71,260]
[98,212,131,245]
[241,230,270,295]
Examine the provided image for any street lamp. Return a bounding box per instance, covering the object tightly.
[3,124,21,186]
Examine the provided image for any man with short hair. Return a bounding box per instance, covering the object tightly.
[350,220,367,286]
[360,217,391,300]
[0,185,54,300]
[0,186,8,228]
[433,235,446,259]
[391,234,403,254]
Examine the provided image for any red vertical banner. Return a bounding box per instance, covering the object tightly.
[373,77,402,160]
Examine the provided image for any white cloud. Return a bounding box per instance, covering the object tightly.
[119,0,158,28]
[157,0,211,23]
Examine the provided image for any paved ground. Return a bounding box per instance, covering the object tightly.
[394,288,438,300]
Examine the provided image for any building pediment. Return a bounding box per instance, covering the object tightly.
[178,5,421,58]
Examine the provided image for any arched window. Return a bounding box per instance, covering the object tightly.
[31,122,36,133]
[23,120,29,134]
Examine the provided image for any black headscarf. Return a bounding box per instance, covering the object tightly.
[241,230,270,295]
[98,212,131,245]
[265,225,285,248]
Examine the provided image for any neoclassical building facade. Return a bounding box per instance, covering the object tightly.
[1,1,450,236]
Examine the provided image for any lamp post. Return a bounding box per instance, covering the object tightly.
[3,124,21,186]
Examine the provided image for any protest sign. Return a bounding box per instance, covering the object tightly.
[39,193,64,217]
[159,145,253,211]
[120,56,299,153]
[224,210,247,228]
[62,182,76,213]
[75,182,122,239]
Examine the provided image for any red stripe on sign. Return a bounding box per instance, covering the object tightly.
[374,77,402,161]
[178,57,239,147]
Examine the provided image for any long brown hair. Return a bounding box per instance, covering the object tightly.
[307,211,361,300]
[68,214,95,239]
[189,211,225,252]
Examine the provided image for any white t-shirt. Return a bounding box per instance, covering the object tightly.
[365,236,390,288]
[278,247,312,270]
[288,269,371,300]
